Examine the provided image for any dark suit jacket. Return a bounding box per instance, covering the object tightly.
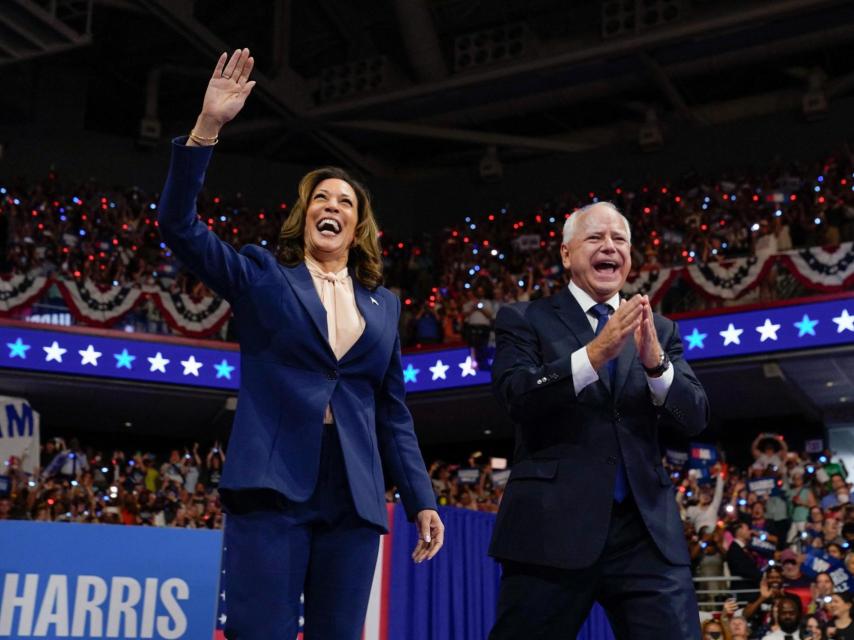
[489,288,708,569]
[158,138,436,531]
[725,542,762,589]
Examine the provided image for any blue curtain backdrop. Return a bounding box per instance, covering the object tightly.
[387,504,615,640]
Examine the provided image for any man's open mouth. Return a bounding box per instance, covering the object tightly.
[593,260,619,273]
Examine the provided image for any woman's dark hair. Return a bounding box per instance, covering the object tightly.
[801,614,826,639]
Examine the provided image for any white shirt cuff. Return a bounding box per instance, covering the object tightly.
[646,362,674,406]
[571,347,600,396]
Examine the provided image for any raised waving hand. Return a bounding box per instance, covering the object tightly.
[189,48,256,145]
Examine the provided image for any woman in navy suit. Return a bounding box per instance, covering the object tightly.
[158,48,444,640]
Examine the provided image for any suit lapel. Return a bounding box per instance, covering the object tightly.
[552,288,594,346]
[613,336,638,401]
[553,288,643,398]
[279,262,332,351]
[339,276,386,365]
[552,288,614,394]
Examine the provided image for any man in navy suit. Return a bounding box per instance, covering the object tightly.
[488,202,708,639]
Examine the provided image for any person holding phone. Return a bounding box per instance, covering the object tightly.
[158,48,443,639]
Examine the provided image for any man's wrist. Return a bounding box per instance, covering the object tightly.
[642,346,663,370]
[643,350,669,377]
[586,341,605,371]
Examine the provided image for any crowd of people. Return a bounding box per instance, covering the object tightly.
[6,431,854,638]
[0,437,507,528]
[421,434,854,639]
[680,433,854,639]
[425,454,505,514]
[1,437,226,529]
[420,433,854,640]
[4,146,854,635]
[4,146,854,345]
[392,147,854,346]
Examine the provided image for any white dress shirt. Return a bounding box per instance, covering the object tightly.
[567,280,673,405]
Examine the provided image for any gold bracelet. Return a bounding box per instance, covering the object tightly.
[190,128,218,141]
[189,129,219,146]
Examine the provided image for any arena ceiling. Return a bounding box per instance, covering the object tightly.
[3,0,854,176]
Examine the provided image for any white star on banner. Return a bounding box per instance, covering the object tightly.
[181,355,203,377]
[833,309,854,333]
[219,614,227,625]
[148,352,170,373]
[459,356,477,378]
[755,318,781,342]
[429,359,450,380]
[43,341,67,363]
[719,323,744,346]
[78,344,102,366]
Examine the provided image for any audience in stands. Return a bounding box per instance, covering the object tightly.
[667,431,854,638]
[7,428,854,637]
[4,146,854,344]
[2,437,224,529]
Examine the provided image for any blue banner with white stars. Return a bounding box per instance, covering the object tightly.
[676,297,854,361]
[1,296,852,393]
[1,326,239,390]
[399,348,491,393]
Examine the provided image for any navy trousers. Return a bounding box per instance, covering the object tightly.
[489,496,701,640]
[222,425,381,640]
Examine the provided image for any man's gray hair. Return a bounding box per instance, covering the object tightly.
[562,202,632,245]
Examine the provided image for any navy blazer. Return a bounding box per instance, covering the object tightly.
[158,138,436,531]
[489,288,709,569]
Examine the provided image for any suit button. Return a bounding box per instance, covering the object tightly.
[607,456,617,465]
[327,370,338,380]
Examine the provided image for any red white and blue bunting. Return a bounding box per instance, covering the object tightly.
[0,273,51,315]
[780,242,854,292]
[622,267,678,305]
[148,286,232,339]
[682,255,774,300]
[2,274,231,338]
[1,242,852,335]
[56,277,144,327]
